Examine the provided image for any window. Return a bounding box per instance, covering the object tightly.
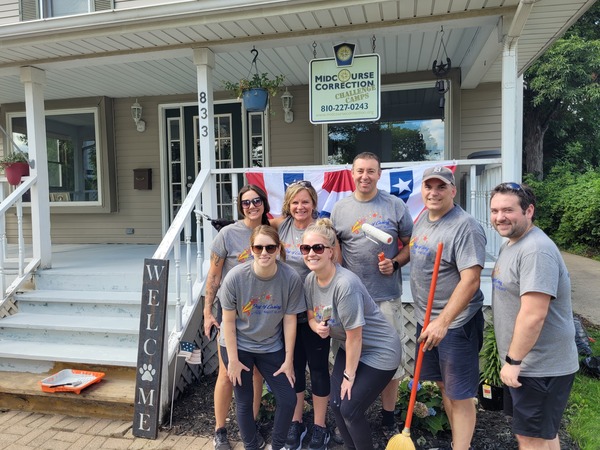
[327,83,447,164]
[10,110,100,204]
[20,0,113,21]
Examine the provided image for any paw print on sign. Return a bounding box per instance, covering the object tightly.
[139,363,156,382]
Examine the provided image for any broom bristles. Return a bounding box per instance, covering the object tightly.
[385,428,416,450]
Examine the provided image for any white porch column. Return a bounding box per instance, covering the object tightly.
[192,48,218,261]
[501,40,522,183]
[20,66,51,268]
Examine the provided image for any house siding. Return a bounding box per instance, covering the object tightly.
[459,83,502,159]
[269,86,319,167]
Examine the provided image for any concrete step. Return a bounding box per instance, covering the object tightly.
[0,340,139,373]
[33,267,196,293]
[17,289,159,317]
[0,313,140,345]
[0,362,136,420]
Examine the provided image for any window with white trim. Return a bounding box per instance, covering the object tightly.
[20,0,113,21]
[327,82,447,164]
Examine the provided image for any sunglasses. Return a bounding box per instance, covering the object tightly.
[251,244,278,254]
[289,180,313,188]
[299,244,331,255]
[500,182,523,192]
[241,197,263,208]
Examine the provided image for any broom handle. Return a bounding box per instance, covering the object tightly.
[404,242,443,431]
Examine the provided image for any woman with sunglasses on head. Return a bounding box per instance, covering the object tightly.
[270,180,332,450]
[220,225,306,450]
[302,218,402,450]
[203,184,270,450]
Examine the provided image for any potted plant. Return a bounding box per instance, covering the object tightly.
[224,73,285,112]
[479,321,504,410]
[0,151,30,186]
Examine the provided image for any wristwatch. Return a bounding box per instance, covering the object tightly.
[343,371,355,382]
[392,260,400,272]
[505,355,522,365]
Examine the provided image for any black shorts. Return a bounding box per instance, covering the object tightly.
[504,373,575,440]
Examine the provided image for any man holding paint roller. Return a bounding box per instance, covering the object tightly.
[409,165,486,450]
[331,151,413,439]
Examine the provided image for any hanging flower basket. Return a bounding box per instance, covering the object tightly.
[223,48,285,112]
[242,88,269,112]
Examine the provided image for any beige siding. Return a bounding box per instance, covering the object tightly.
[0,1,20,25]
[459,83,502,159]
[269,86,320,167]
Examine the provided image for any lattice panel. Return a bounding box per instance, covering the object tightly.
[0,297,18,319]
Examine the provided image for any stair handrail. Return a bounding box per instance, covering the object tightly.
[0,175,41,314]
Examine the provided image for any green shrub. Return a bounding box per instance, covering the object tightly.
[526,163,600,255]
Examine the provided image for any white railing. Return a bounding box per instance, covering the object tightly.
[0,175,41,314]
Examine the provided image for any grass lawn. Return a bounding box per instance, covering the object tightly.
[566,325,600,450]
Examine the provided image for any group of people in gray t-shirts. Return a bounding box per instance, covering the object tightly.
[204,152,579,450]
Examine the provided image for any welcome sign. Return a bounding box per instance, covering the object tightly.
[309,53,380,124]
[133,258,169,439]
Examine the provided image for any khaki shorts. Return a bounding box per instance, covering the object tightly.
[378,298,406,380]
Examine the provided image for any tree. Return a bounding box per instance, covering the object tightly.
[523,33,600,178]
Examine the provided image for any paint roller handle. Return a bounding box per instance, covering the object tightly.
[378,252,385,262]
[404,242,443,432]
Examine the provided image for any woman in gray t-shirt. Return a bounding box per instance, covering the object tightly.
[302,219,401,450]
[220,225,306,450]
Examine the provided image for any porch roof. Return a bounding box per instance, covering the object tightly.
[0,0,594,103]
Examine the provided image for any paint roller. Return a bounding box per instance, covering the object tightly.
[361,223,393,245]
[361,223,394,262]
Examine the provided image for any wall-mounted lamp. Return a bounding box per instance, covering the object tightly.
[131,99,146,132]
[281,88,294,123]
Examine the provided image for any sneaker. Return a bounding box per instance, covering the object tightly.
[213,427,232,450]
[284,421,307,450]
[308,424,330,450]
[256,421,266,449]
[381,423,400,442]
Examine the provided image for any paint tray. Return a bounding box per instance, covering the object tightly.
[39,369,105,394]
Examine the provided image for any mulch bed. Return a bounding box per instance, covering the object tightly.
[163,370,579,449]
[164,314,596,449]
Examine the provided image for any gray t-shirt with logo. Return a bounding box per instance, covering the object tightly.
[492,227,578,377]
[210,220,254,278]
[410,204,486,328]
[278,216,311,282]
[219,260,306,353]
[304,265,401,371]
[331,190,413,302]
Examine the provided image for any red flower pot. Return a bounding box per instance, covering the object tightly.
[4,162,30,186]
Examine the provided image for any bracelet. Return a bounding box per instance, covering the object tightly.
[343,371,355,382]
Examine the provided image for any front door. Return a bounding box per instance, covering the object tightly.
[164,102,243,238]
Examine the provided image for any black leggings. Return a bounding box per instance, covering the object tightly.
[221,346,296,450]
[293,321,331,396]
[330,348,395,450]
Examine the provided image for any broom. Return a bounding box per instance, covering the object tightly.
[386,242,444,450]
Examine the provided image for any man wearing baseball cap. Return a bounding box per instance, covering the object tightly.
[409,165,487,450]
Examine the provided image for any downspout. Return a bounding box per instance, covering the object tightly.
[501,0,539,183]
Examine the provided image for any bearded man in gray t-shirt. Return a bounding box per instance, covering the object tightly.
[490,182,578,449]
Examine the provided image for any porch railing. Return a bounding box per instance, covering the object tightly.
[0,175,41,316]
[154,157,503,362]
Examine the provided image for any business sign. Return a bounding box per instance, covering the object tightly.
[309,53,380,124]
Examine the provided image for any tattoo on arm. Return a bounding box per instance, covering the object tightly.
[205,252,224,309]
